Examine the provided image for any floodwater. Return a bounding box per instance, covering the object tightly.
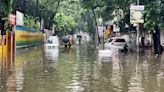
[0,44,164,92]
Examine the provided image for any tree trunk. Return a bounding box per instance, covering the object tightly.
[35,0,39,17]
[153,25,163,55]
[91,9,101,44]
[22,0,26,13]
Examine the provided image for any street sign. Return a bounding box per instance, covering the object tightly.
[130,5,145,24]
[8,14,16,25]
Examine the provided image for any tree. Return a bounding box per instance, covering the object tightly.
[12,0,61,29]
[54,12,76,35]
[81,0,103,44]
[54,0,87,36]
[0,0,14,19]
[102,0,164,54]
[81,0,163,53]
[143,0,164,54]
[40,0,61,29]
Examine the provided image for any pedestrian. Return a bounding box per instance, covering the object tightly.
[105,25,113,39]
[68,36,73,47]
[77,33,82,45]
[141,36,145,47]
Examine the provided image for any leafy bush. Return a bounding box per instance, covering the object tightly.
[24,15,40,31]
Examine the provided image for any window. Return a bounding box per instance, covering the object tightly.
[115,39,126,42]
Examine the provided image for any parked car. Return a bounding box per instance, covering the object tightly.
[104,37,128,52]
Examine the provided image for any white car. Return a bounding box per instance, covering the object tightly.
[45,36,59,49]
[104,37,127,51]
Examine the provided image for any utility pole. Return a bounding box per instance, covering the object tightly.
[137,0,140,53]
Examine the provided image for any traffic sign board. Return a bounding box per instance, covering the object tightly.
[130,5,145,24]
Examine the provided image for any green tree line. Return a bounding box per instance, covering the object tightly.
[1,0,164,35]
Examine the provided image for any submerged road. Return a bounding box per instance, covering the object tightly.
[0,44,164,92]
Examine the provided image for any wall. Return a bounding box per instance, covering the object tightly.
[15,26,43,48]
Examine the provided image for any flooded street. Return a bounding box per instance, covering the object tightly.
[0,44,164,92]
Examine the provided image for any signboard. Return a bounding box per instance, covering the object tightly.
[130,5,145,24]
[8,14,16,25]
[16,11,24,26]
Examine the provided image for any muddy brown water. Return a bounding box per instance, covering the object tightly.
[0,45,164,92]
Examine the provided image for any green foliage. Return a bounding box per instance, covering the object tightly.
[24,15,39,31]
[39,0,60,29]
[94,0,164,32]
[0,0,8,18]
[143,0,164,31]
[1,0,91,35]
[1,0,164,33]
[13,0,38,17]
[54,0,86,35]
[0,0,14,18]
[55,13,76,30]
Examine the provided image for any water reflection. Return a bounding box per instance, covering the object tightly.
[0,46,43,92]
[44,47,59,61]
[0,52,24,92]
[128,55,144,92]
[65,44,99,92]
[111,55,123,92]
[0,45,164,92]
[97,52,164,92]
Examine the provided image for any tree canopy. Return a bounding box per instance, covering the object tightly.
[1,0,164,35]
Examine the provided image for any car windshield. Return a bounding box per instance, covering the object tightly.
[115,39,126,42]
[107,39,113,43]
[47,40,53,43]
